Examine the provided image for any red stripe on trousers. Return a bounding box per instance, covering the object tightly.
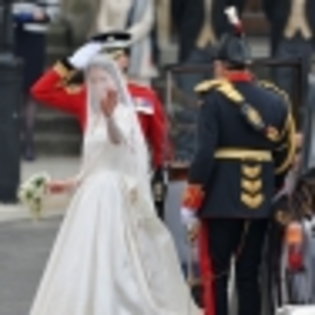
[199,221,215,315]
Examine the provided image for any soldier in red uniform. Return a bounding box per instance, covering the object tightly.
[30,32,169,218]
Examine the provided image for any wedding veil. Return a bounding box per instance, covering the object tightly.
[79,54,151,189]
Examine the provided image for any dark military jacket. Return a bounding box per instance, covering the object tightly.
[184,72,295,219]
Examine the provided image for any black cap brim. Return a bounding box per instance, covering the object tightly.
[90,31,131,45]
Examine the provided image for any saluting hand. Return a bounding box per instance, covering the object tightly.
[101,89,118,118]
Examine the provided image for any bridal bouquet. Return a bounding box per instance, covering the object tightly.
[18,172,51,220]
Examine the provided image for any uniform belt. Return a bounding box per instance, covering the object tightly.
[214,148,272,161]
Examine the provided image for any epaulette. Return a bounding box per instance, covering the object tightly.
[215,81,244,103]
[194,79,226,94]
[195,79,244,103]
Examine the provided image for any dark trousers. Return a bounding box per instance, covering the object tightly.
[207,218,269,315]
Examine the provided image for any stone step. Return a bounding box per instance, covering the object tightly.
[35,111,80,134]
[45,22,72,66]
[34,133,82,156]
[33,108,81,156]
[45,46,70,66]
[37,21,78,156]
[38,21,78,155]
[46,22,72,46]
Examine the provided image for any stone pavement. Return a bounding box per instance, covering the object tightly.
[0,157,80,223]
[0,158,78,314]
[0,216,62,315]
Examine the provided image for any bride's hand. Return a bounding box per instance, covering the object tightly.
[101,89,118,117]
[46,179,77,194]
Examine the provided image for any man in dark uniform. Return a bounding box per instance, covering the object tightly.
[181,7,296,315]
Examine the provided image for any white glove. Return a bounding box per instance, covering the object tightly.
[181,207,199,236]
[68,42,103,69]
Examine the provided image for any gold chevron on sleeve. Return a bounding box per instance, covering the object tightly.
[241,179,262,193]
[242,165,261,178]
[241,193,264,209]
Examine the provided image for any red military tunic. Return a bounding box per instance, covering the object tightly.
[30,61,167,168]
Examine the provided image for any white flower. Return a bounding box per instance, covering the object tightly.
[18,172,51,220]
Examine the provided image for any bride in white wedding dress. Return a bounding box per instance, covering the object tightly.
[29,55,200,315]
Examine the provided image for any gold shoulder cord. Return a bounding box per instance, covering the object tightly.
[258,80,296,174]
[275,112,296,174]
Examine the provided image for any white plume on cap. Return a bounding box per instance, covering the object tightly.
[225,6,240,26]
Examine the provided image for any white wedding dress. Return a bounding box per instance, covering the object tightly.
[29,57,199,315]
